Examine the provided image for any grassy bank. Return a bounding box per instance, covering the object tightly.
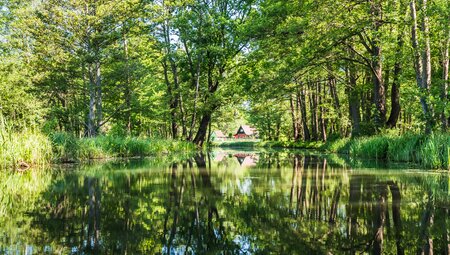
[328,133,449,169]
[0,115,53,169]
[215,133,450,169]
[1,128,196,169]
[0,129,53,169]
[50,132,196,162]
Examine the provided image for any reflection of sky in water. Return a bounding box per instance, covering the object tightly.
[237,178,252,195]
[233,235,252,254]
[162,245,188,255]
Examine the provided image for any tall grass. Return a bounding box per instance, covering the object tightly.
[0,115,52,169]
[1,111,197,169]
[50,132,197,162]
[416,133,449,169]
[324,133,449,169]
[321,138,351,154]
[226,132,448,169]
[387,133,423,162]
[348,136,389,160]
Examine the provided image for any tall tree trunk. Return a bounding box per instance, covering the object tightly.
[370,0,386,129]
[363,74,373,123]
[207,118,212,143]
[441,27,449,131]
[192,60,222,146]
[179,95,187,139]
[309,82,319,141]
[266,116,273,141]
[421,0,433,133]
[319,82,327,141]
[327,66,342,133]
[170,99,178,139]
[410,0,433,133]
[87,64,96,137]
[162,60,176,139]
[95,61,102,134]
[275,120,281,141]
[193,113,211,147]
[123,30,132,134]
[372,51,386,128]
[387,24,405,128]
[347,61,361,136]
[298,88,310,141]
[162,12,180,139]
[188,60,201,141]
[290,95,300,142]
[168,58,180,140]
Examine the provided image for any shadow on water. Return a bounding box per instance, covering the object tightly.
[0,150,449,254]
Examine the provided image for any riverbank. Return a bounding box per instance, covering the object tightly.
[0,130,196,169]
[214,133,450,169]
[0,129,53,170]
[50,132,196,162]
[2,128,448,170]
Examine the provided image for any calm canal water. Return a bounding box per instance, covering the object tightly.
[0,149,449,254]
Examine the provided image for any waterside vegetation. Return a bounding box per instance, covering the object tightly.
[1,124,196,169]
[215,133,450,169]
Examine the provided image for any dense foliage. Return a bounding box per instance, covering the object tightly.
[0,0,449,146]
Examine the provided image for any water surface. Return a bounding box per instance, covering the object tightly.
[1,149,449,254]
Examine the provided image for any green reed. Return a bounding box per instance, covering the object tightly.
[0,114,52,170]
[50,132,197,162]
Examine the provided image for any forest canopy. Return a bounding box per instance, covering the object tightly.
[0,0,449,145]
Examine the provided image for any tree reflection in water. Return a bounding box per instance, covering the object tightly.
[0,151,448,254]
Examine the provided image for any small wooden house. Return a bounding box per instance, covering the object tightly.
[234,125,257,139]
[211,130,227,141]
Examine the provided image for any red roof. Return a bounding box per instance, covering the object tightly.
[236,125,256,135]
[213,130,227,138]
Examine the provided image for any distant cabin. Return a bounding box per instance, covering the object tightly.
[211,130,227,141]
[234,125,257,139]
